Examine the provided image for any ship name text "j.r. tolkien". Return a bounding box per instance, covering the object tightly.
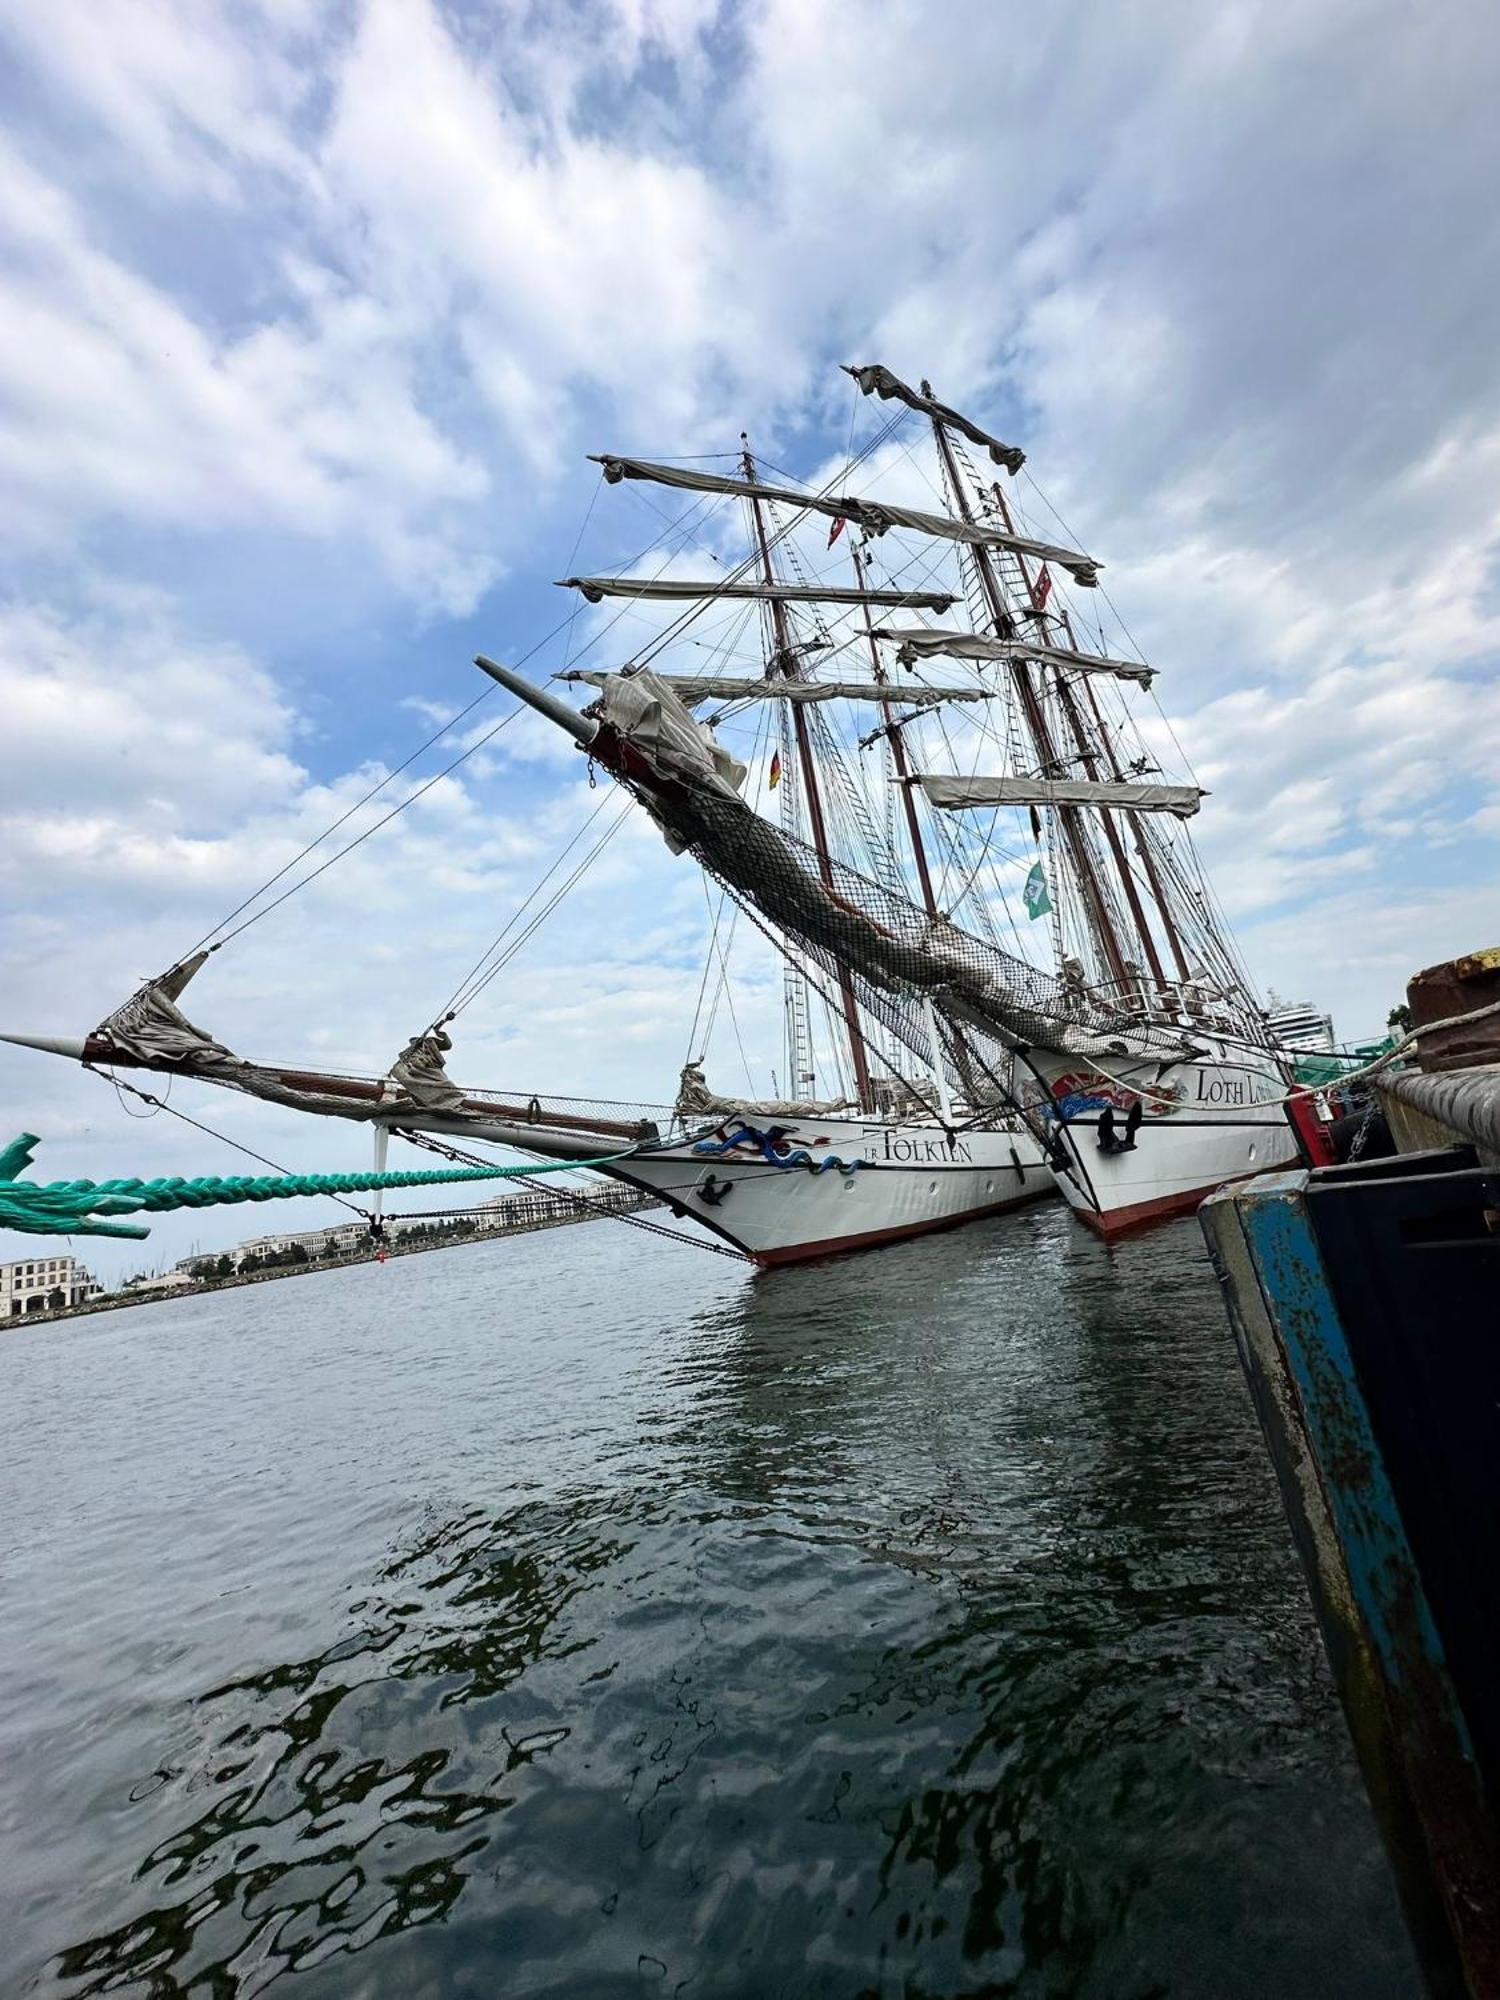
[879,1132,974,1163]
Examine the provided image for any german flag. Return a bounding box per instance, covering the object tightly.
[768,751,782,790]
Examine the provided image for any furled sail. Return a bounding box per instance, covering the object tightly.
[843,363,1026,475]
[587,457,1100,584]
[389,1025,465,1111]
[82,950,659,1144]
[590,668,1194,1062]
[676,1063,853,1121]
[915,775,1205,819]
[95,954,244,1072]
[873,626,1155,688]
[558,576,958,612]
[565,670,990,707]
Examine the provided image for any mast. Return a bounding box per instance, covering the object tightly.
[980,483,1170,997]
[1050,675,1165,997]
[852,542,938,917]
[854,538,982,1107]
[1073,645,1194,986]
[988,474,1184,992]
[924,394,1133,994]
[742,438,874,1109]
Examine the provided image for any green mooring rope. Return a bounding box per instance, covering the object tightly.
[0,1134,632,1240]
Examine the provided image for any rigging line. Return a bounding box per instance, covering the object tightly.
[928,698,995,911]
[186,419,913,969]
[695,693,771,1065]
[451,796,635,1018]
[559,475,603,674]
[697,899,744,1059]
[107,1066,171,1118]
[208,702,527,953]
[193,563,680,962]
[394,1126,748,1261]
[687,875,733,1057]
[434,788,617,1022]
[626,409,911,671]
[709,877,945,1124]
[187,479,735,962]
[1014,466,1200,778]
[734,509,968,688]
[612,474,728,547]
[82,1064,372,1218]
[183,683,502,958]
[700,874,756,1095]
[626,466,927,687]
[754,401,925,515]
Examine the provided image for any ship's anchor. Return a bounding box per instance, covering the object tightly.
[696,1173,734,1207]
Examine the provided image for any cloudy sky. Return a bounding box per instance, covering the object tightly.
[3,0,1498,1276]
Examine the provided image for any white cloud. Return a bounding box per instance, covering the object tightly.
[0,126,494,611]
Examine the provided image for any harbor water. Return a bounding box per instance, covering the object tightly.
[0,1206,1417,1997]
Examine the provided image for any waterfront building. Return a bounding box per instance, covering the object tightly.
[1,1254,103,1317]
[218,1222,368,1269]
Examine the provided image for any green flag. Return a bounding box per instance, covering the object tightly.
[1023,860,1052,921]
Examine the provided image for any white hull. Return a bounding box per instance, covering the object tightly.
[600,1114,1054,1266]
[1031,1039,1300,1235]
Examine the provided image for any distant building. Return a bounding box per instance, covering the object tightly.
[224,1222,367,1268]
[201,1183,654,1274]
[1,1253,104,1318]
[1266,998,1337,1053]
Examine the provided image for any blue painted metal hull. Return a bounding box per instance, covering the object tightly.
[1201,1149,1500,1997]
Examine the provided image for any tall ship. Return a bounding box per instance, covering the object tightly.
[6,363,1299,1255]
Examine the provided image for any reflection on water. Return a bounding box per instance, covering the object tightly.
[53,1500,634,1995]
[2,1211,1417,1997]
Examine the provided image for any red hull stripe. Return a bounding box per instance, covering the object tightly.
[752,1186,1053,1268]
[1067,1169,1262,1239]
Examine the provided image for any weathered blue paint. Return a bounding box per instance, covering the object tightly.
[1238,1173,1457,1708]
[1206,1158,1500,1996]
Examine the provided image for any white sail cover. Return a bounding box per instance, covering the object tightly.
[95,954,244,1070]
[558,575,958,612]
[600,669,747,795]
[567,670,988,706]
[916,775,1204,819]
[677,1063,852,1120]
[873,626,1154,688]
[843,364,1026,474]
[588,457,1100,584]
[389,1026,465,1111]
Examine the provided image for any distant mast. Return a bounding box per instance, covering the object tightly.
[741,438,874,1109]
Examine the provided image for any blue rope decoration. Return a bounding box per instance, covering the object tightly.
[692,1121,864,1175]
